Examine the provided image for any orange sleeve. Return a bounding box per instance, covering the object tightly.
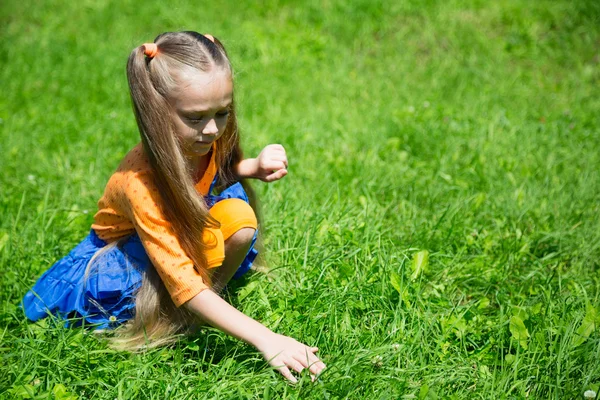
[123,171,224,307]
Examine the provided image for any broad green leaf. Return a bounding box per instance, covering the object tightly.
[447,315,467,339]
[505,354,516,365]
[509,316,529,350]
[511,306,529,321]
[186,342,200,351]
[477,297,490,309]
[411,250,429,281]
[530,303,543,315]
[11,385,34,399]
[478,365,491,378]
[419,384,438,400]
[419,384,429,399]
[390,271,402,294]
[573,304,599,347]
[53,384,68,397]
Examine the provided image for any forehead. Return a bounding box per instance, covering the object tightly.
[170,68,233,112]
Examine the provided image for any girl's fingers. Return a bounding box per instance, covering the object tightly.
[276,365,297,383]
[274,148,287,158]
[314,362,327,375]
[265,147,286,158]
[307,361,322,376]
[295,351,311,369]
[262,144,285,157]
[305,353,326,375]
[263,160,286,171]
[294,348,325,376]
[265,169,287,182]
[288,359,305,374]
[270,155,288,167]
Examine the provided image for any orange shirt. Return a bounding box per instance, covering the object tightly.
[91,143,221,307]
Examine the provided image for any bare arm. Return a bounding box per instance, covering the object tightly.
[184,289,326,382]
[185,288,271,346]
[235,144,288,182]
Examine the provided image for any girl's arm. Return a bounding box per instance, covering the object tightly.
[236,144,288,182]
[184,289,326,383]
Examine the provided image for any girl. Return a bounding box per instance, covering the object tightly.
[22,31,325,383]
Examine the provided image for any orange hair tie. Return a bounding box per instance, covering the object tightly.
[204,34,215,43]
[143,43,158,58]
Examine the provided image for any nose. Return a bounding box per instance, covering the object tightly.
[202,118,219,135]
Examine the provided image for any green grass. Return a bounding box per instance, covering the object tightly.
[1,0,600,398]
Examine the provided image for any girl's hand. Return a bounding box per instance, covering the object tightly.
[255,332,326,383]
[185,290,325,384]
[238,144,288,182]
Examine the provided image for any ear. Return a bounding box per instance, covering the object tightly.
[204,34,215,43]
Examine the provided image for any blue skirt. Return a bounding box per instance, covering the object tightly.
[22,182,258,329]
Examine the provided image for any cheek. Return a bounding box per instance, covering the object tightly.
[173,118,196,140]
[217,118,228,133]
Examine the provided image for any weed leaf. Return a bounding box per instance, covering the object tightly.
[573,304,599,347]
[411,250,429,281]
[11,384,34,399]
[390,271,402,294]
[52,384,77,400]
[509,315,529,350]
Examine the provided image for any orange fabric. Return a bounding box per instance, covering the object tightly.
[143,43,158,58]
[209,198,258,240]
[91,142,230,307]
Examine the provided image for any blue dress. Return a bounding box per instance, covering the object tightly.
[22,181,258,329]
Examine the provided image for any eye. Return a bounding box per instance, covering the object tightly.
[187,116,204,125]
[216,111,229,118]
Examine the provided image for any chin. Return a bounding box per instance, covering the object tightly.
[181,149,208,159]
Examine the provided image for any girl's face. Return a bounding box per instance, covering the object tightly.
[168,68,233,158]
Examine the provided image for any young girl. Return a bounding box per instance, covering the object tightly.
[22,31,325,383]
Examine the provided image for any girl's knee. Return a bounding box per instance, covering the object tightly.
[210,199,258,239]
[226,227,255,248]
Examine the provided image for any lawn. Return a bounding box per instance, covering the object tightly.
[1,0,599,398]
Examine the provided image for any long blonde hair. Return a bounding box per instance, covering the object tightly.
[96,31,257,350]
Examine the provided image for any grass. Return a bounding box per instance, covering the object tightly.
[1,0,599,398]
